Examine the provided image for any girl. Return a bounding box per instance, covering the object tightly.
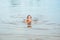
[25,15,32,27]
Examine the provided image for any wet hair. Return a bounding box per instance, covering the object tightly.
[27,15,32,19]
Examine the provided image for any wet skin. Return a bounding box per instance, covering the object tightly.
[25,15,32,28]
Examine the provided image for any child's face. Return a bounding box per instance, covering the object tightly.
[27,16,31,19]
[28,16,31,19]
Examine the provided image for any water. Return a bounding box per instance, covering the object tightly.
[0,0,60,40]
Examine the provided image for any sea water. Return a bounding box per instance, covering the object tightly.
[0,0,60,40]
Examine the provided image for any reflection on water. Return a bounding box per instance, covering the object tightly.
[27,25,32,28]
